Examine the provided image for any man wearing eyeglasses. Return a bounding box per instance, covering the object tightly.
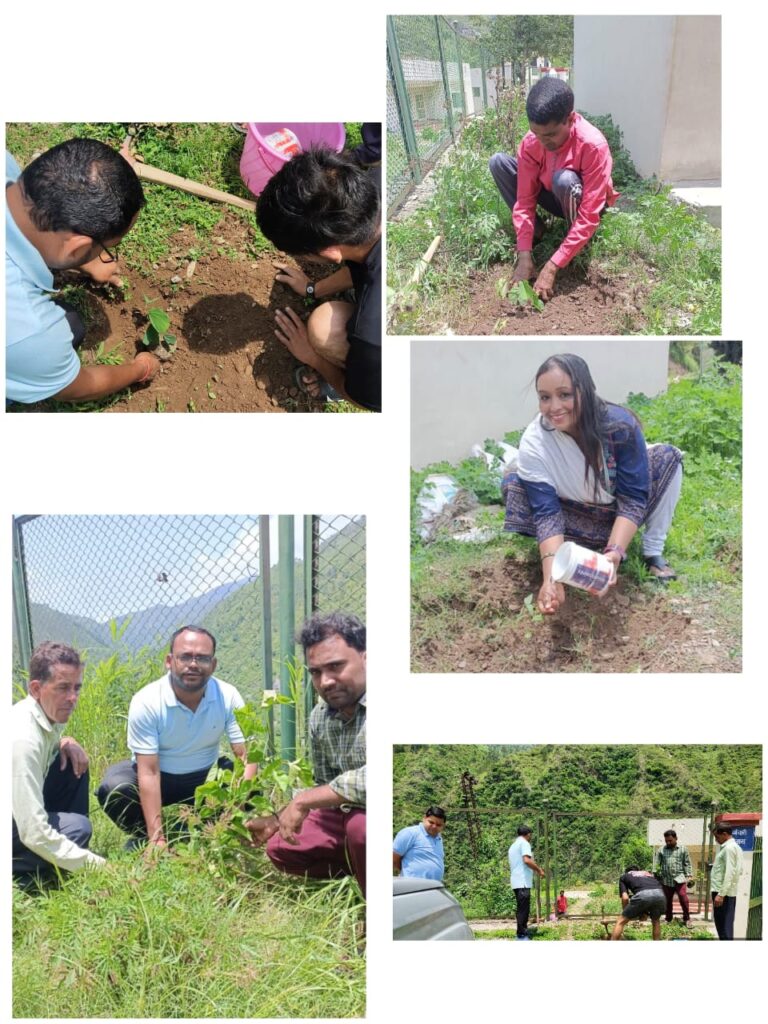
[96,626,255,852]
[6,138,160,405]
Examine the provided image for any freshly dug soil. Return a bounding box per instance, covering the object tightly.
[412,552,740,674]
[25,214,326,413]
[451,263,646,336]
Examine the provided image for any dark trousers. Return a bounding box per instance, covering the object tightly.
[12,760,93,877]
[489,153,584,229]
[513,886,531,937]
[96,757,232,838]
[267,807,366,897]
[662,881,691,922]
[712,891,737,940]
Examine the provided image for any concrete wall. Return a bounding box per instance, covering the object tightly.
[411,339,669,468]
[573,16,721,184]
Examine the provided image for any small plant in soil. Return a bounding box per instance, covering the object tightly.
[141,306,177,354]
[495,277,544,312]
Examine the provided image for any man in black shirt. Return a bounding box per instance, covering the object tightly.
[610,865,666,940]
[256,145,381,412]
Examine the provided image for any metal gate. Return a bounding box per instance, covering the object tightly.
[747,835,763,940]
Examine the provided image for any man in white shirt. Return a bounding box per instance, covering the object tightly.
[96,625,256,851]
[12,642,105,882]
[508,824,545,940]
[710,822,744,940]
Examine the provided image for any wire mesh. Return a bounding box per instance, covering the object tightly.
[13,514,366,702]
[387,15,494,215]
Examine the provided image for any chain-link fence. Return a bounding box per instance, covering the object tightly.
[387,15,494,216]
[13,514,366,706]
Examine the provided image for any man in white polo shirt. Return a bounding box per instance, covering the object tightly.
[13,642,106,882]
[96,625,256,850]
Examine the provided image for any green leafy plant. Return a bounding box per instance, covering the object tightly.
[496,277,544,311]
[185,692,313,869]
[141,307,176,353]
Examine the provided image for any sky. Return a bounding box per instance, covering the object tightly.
[16,514,361,621]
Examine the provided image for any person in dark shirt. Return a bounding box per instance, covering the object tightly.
[610,865,666,940]
[256,145,381,412]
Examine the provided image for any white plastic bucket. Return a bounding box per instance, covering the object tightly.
[240,122,346,197]
[551,542,614,596]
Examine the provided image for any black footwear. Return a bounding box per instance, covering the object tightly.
[643,555,677,583]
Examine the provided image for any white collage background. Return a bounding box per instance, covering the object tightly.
[1,0,764,1020]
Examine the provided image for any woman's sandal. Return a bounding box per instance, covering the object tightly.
[643,555,677,583]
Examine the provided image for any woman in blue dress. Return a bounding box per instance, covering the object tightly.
[502,353,683,615]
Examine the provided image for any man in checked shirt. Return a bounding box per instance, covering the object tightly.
[245,612,366,896]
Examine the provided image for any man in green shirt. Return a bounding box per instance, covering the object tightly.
[710,823,744,940]
[654,829,694,925]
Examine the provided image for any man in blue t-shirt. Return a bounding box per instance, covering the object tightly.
[393,806,447,880]
[96,625,256,851]
[6,138,161,405]
[508,824,546,939]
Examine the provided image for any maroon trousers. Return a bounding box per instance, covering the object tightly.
[662,881,690,922]
[266,807,366,897]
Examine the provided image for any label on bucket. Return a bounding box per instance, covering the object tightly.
[570,560,611,593]
[264,129,302,159]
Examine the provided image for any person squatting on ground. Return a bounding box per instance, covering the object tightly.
[6,139,161,404]
[612,866,666,940]
[256,148,381,411]
[97,626,256,851]
[488,77,618,302]
[710,823,744,940]
[508,824,546,940]
[245,612,367,896]
[654,829,694,925]
[502,353,683,616]
[393,806,447,881]
[12,642,105,883]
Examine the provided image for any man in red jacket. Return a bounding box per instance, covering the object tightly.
[489,76,618,301]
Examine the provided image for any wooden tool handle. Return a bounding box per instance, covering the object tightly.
[134,162,257,213]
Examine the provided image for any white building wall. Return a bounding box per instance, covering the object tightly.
[573,15,720,184]
[411,339,669,469]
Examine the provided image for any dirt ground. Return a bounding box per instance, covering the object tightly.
[451,262,645,336]
[412,551,741,674]
[36,214,326,413]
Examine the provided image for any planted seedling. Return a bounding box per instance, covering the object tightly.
[141,307,177,355]
[206,380,217,401]
[496,277,544,312]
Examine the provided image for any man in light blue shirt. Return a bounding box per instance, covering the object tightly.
[97,626,256,850]
[393,806,447,880]
[508,824,545,939]
[6,139,159,404]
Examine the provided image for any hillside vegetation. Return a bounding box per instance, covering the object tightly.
[394,745,761,918]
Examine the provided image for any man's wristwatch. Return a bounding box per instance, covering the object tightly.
[305,282,316,300]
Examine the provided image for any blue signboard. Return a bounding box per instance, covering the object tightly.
[731,826,756,852]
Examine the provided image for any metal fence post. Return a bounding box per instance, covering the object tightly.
[12,516,34,673]
[259,516,274,752]
[387,16,423,185]
[453,23,467,118]
[435,16,456,143]
[303,516,319,740]
[278,516,296,760]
